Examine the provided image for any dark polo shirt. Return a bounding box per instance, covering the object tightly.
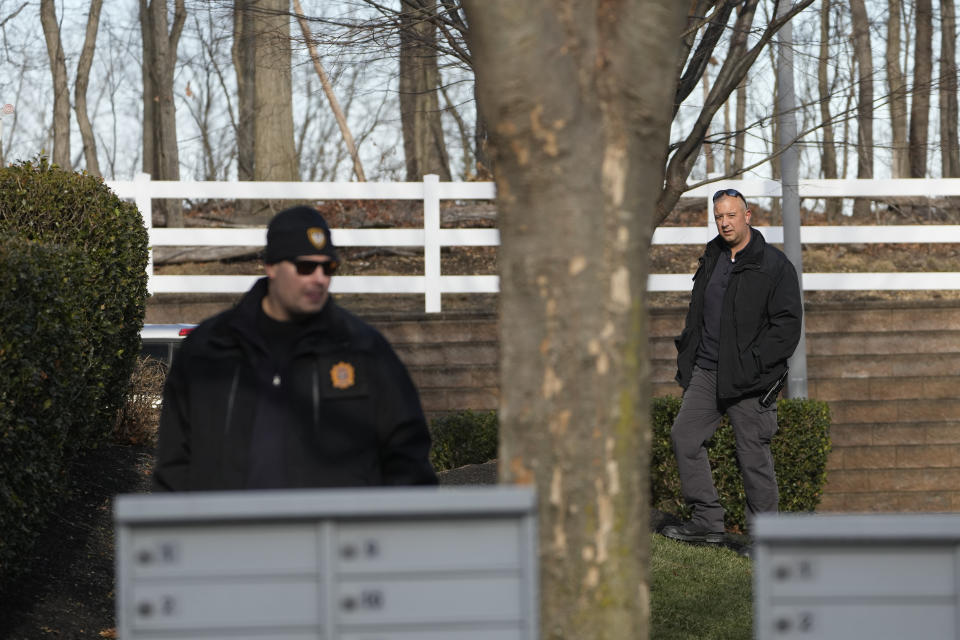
[695,230,758,370]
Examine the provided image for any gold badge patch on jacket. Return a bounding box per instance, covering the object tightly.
[330,361,356,389]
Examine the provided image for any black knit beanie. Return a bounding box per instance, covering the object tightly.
[264,206,338,264]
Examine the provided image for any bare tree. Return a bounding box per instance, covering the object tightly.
[251,0,298,184]
[909,0,933,178]
[181,7,238,182]
[733,78,747,173]
[39,0,70,168]
[819,0,840,219]
[75,0,104,177]
[141,0,186,226]
[463,1,686,637]
[399,0,451,181]
[293,0,366,181]
[886,0,909,178]
[655,0,814,225]
[233,0,255,184]
[941,0,960,178]
[849,0,873,217]
[0,55,28,167]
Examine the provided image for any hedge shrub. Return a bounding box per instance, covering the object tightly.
[429,410,499,472]
[0,157,149,447]
[430,399,832,532]
[0,239,97,583]
[0,158,148,588]
[651,396,832,531]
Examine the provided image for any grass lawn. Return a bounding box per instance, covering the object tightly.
[650,533,754,639]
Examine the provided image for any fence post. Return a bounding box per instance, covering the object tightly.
[423,174,441,312]
[135,173,154,290]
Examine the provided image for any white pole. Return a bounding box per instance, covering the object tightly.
[423,174,442,313]
[776,1,808,398]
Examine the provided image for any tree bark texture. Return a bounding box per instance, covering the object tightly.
[910,0,933,178]
[251,0,298,185]
[40,0,70,168]
[886,0,909,178]
[849,0,873,217]
[940,0,960,178]
[818,0,840,219]
[140,0,186,226]
[233,0,256,183]
[75,0,104,177]
[399,0,451,181]
[463,2,685,638]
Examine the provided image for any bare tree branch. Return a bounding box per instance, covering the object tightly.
[0,1,27,29]
[292,0,366,181]
[75,0,104,176]
[656,0,816,225]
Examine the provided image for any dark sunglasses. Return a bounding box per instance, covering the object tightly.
[713,188,748,206]
[291,259,338,276]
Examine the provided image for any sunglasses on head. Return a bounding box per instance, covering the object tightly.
[713,188,748,205]
[290,259,338,276]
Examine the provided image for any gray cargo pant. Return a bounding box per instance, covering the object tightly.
[671,365,779,531]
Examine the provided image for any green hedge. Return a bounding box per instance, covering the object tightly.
[0,239,97,582]
[429,410,499,472]
[651,396,832,531]
[431,398,831,532]
[0,158,149,447]
[0,159,149,588]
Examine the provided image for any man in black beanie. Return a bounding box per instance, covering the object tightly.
[153,205,438,491]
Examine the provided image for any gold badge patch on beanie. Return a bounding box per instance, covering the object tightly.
[307,227,327,250]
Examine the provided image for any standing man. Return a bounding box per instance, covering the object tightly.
[662,189,802,543]
[153,205,437,491]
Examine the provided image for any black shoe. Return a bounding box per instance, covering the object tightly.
[661,521,725,544]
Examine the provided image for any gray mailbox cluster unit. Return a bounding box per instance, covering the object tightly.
[753,513,960,640]
[114,487,538,640]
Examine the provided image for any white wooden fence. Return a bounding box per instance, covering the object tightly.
[105,174,960,313]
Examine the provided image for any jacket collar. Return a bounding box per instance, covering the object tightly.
[706,227,765,266]
[210,277,349,353]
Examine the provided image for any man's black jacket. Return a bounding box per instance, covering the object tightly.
[675,228,802,400]
[153,278,437,491]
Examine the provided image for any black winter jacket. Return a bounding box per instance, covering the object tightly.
[675,228,802,399]
[153,278,437,491]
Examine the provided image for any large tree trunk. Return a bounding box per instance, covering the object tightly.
[399,0,451,181]
[251,0,298,213]
[909,0,933,178]
[140,0,186,226]
[886,0,909,178]
[819,0,840,219]
[849,0,873,217]
[941,0,960,178]
[75,0,104,177]
[40,0,70,168]
[233,0,256,185]
[462,1,685,638]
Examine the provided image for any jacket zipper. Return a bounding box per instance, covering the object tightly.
[223,365,240,435]
[312,362,320,429]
